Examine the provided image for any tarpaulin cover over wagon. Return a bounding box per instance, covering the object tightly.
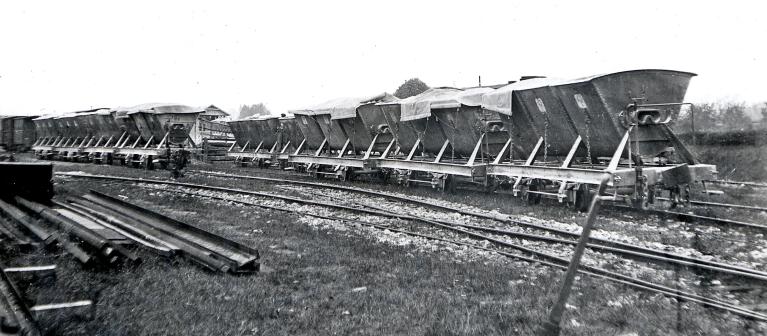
[480,77,563,115]
[289,93,396,120]
[398,87,494,122]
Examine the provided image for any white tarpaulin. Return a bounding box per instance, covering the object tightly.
[394,87,494,122]
[289,93,396,120]
[480,78,563,115]
[116,103,205,115]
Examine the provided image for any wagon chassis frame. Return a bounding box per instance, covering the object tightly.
[32,130,198,168]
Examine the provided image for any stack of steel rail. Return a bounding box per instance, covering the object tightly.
[1,190,258,273]
[0,196,137,266]
[64,190,260,273]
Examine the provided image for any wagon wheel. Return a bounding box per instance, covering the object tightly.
[377,169,391,184]
[668,186,681,209]
[308,167,319,179]
[526,180,543,205]
[143,156,154,170]
[484,177,499,193]
[575,183,592,212]
[347,169,356,182]
[131,155,141,168]
[335,167,356,182]
[442,175,457,194]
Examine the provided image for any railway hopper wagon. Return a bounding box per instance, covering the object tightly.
[277,116,306,163]
[333,93,398,155]
[284,94,396,180]
[75,109,133,163]
[58,109,117,161]
[31,115,58,157]
[120,104,203,168]
[227,119,254,151]
[375,87,506,191]
[225,116,284,167]
[292,113,326,152]
[483,69,717,209]
[33,104,203,169]
[32,109,107,159]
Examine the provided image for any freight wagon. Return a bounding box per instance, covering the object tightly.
[0,116,38,152]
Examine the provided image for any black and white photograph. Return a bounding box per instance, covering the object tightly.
[1,1,765,335]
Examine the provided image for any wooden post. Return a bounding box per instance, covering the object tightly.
[537,175,610,336]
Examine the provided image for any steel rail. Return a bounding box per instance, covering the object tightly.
[66,197,233,273]
[14,197,125,262]
[704,180,767,188]
[84,190,260,272]
[56,172,767,282]
[0,199,56,244]
[63,201,178,256]
[49,200,141,262]
[57,201,176,256]
[307,189,767,280]
[0,198,93,264]
[140,185,767,322]
[608,205,767,231]
[190,170,767,231]
[189,171,767,278]
[0,264,41,336]
[72,190,259,273]
[656,197,767,212]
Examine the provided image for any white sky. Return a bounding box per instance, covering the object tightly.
[1,0,764,116]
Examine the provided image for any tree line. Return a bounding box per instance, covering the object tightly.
[672,101,766,133]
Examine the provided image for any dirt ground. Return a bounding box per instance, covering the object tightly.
[2,158,766,335]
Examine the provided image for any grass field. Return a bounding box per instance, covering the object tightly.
[2,159,766,335]
[691,144,767,182]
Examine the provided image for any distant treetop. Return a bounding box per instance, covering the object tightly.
[238,103,271,119]
[394,78,429,99]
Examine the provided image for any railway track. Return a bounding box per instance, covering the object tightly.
[58,171,767,281]
[56,171,767,322]
[705,180,767,189]
[190,169,767,231]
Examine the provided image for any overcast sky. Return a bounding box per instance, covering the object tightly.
[1,1,764,116]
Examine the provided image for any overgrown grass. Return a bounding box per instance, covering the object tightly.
[691,144,767,182]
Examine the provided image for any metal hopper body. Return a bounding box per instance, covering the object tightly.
[483,69,715,209]
[484,70,696,161]
[249,117,280,150]
[227,120,252,149]
[292,113,325,151]
[126,104,203,146]
[278,116,305,152]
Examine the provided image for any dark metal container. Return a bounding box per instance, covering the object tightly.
[278,116,305,150]
[227,119,253,148]
[32,116,57,140]
[427,87,507,157]
[111,110,143,142]
[349,102,396,153]
[314,114,348,150]
[291,113,325,150]
[249,117,280,149]
[87,109,123,140]
[126,104,202,144]
[12,117,37,150]
[380,88,503,157]
[483,69,696,159]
